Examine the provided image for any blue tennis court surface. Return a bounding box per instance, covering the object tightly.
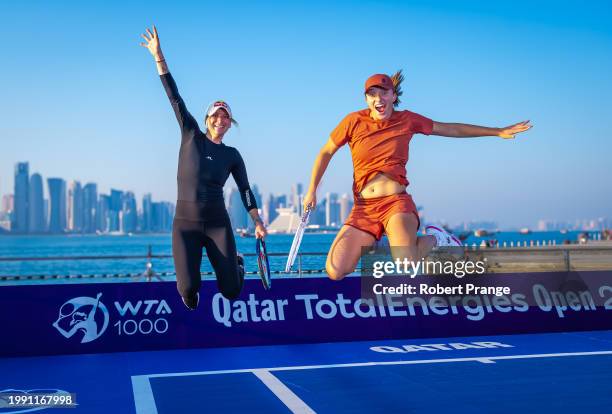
[2,330,612,413]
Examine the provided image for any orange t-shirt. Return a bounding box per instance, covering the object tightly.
[330,109,434,195]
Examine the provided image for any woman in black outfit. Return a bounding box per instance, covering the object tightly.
[141,26,267,309]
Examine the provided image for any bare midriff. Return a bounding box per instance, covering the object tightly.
[359,172,406,199]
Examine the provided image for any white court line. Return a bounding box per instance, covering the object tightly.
[131,375,158,414]
[131,350,612,412]
[134,350,612,379]
[253,369,316,414]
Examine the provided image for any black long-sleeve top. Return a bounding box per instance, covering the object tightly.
[160,73,257,218]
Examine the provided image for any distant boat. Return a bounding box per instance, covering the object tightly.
[474,229,490,237]
[560,229,568,234]
[519,228,531,234]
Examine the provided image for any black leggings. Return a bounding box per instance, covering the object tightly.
[172,216,244,300]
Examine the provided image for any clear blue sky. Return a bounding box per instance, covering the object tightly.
[1,0,610,228]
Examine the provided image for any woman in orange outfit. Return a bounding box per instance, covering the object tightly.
[303,71,531,280]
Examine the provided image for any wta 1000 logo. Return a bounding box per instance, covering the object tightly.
[52,292,172,343]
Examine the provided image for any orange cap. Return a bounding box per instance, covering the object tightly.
[365,74,393,92]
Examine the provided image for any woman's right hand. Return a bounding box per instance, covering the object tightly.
[497,120,532,139]
[140,25,163,60]
[303,191,317,213]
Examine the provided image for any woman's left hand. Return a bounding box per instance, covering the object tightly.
[255,222,268,239]
[140,25,163,59]
[498,120,532,139]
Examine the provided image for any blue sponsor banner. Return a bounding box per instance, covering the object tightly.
[1,271,611,357]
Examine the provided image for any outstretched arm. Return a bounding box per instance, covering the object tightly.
[303,138,341,212]
[432,120,532,139]
[140,25,198,134]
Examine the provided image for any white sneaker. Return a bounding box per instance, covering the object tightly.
[426,225,462,247]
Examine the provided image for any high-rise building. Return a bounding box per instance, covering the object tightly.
[110,189,123,211]
[228,188,248,231]
[141,193,152,232]
[291,183,303,214]
[151,201,174,232]
[276,195,287,209]
[263,194,276,225]
[13,162,29,233]
[109,189,123,232]
[43,199,48,229]
[67,181,84,232]
[47,178,66,233]
[83,183,98,233]
[108,210,120,232]
[164,202,175,231]
[252,185,262,211]
[151,202,161,232]
[122,191,137,233]
[339,193,352,224]
[28,173,45,233]
[97,195,110,233]
[325,192,339,227]
[310,197,327,226]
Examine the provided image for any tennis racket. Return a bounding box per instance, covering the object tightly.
[285,206,312,273]
[256,238,271,289]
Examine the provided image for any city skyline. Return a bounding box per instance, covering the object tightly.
[1,161,175,234]
[1,160,361,235]
[1,160,609,234]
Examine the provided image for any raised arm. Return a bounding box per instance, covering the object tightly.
[432,120,532,139]
[140,25,198,134]
[303,138,341,212]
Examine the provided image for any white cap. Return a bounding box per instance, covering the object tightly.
[206,100,233,119]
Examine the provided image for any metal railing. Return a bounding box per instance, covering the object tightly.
[0,245,330,282]
[1,243,612,282]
